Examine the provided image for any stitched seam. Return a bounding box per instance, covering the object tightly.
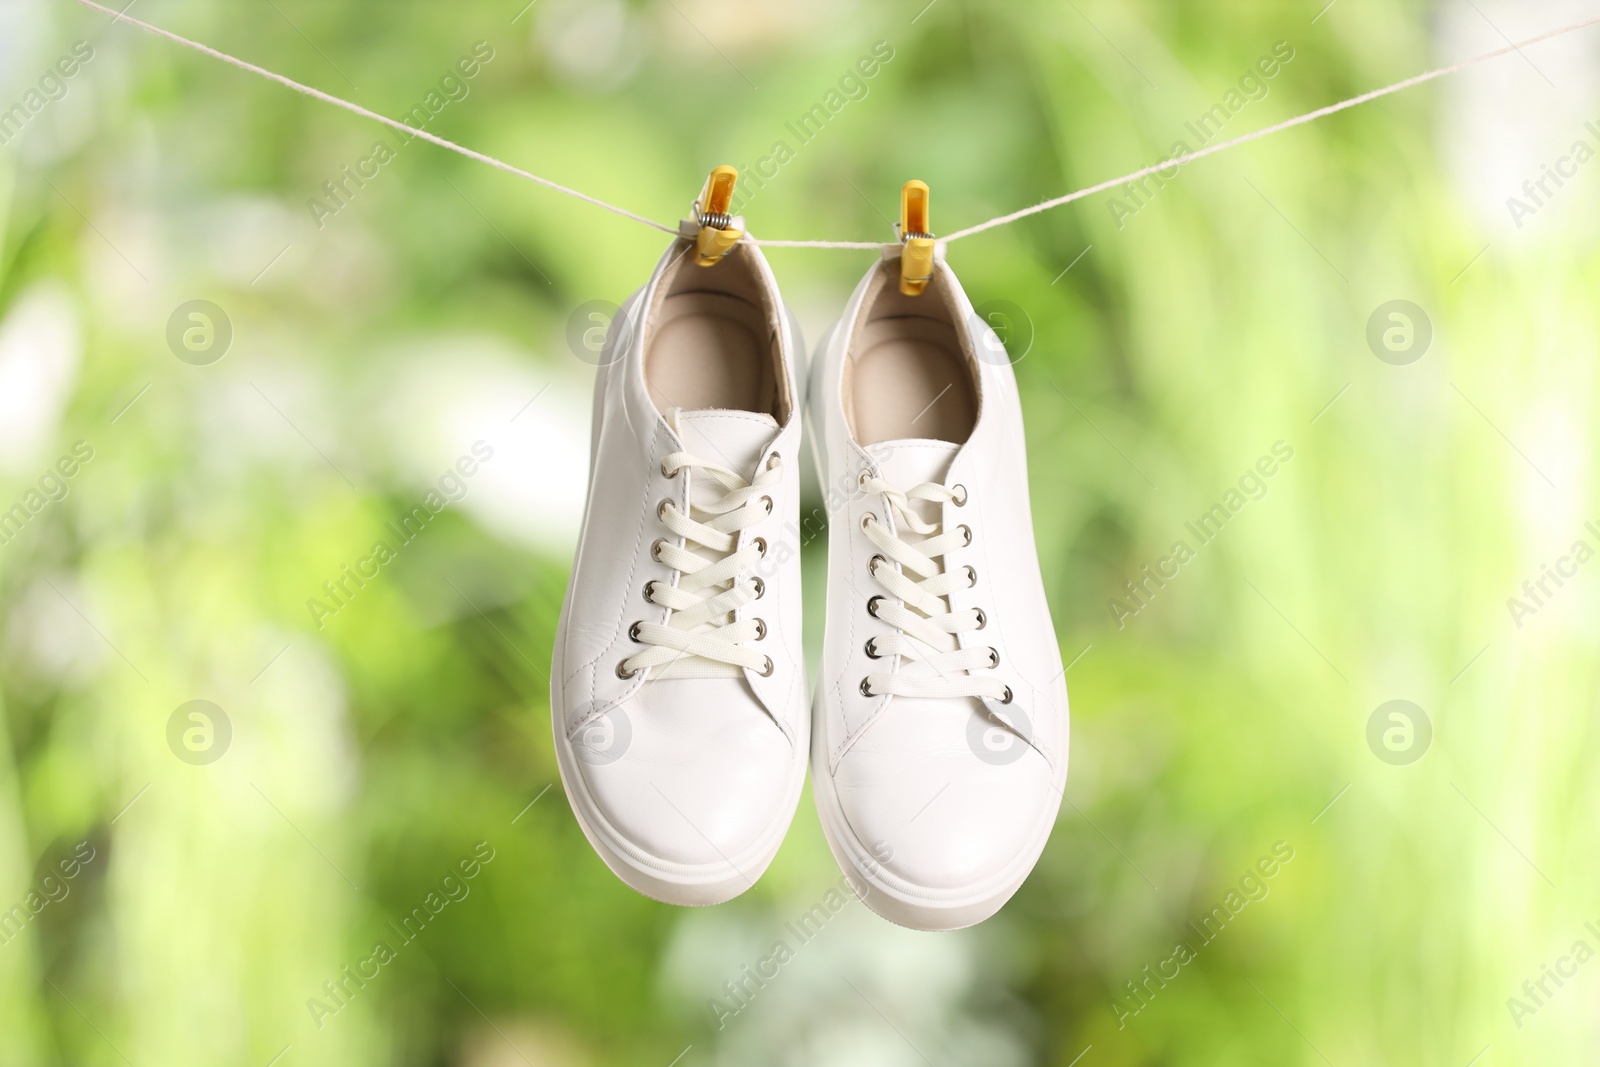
[967,469,1054,765]
[752,461,800,743]
[569,425,659,686]
[567,432,664,736]
[832,455,859,765]
[682,410,780,429]
[833,441,881,765]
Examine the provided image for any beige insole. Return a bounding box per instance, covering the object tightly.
[645,291,777,416]
[849,317,977,445]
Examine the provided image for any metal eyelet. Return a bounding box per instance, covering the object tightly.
[860,513,875,532]
[750,576,765,599]
[657,499,673,521]
[616,661,639,679]
[859,678,875,697]
[865,638,881,659]
[651,539,667,561]
[866,595,885,618]
[767,454,782,471]
[758,656,775,677]
[987,647,1000,668]
[951,484,968,506]
[753,618,767,640]
[1000,685,1014,704]
[869,553,887,576]
[964,564,977,587]
[629,621,644,642]
[760,496,773,514]
[660,460,675,478]
[958,524,972,546]
[973,607,987,629]
[857,470,872,489]
[643,580,658,604]
[752,536,768,557]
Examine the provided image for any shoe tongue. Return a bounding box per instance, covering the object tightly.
[674,409,779,474]
[866,438,960,489]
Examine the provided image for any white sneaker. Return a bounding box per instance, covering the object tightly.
[807,250,1069,930]
[552,219,808,906]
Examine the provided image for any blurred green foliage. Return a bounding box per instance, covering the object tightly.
[1,0,1598,1064]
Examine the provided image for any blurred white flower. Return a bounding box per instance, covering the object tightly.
[370,340,589,555]
[1442,0,1600,240]
[1,572,109,689]
[534,0,644,92]
[0,282,82,477]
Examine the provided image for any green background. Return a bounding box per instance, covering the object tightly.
[1,0,1596,1063]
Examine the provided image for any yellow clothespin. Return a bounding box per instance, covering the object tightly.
[897,179,935,295]
[694,165,742,266]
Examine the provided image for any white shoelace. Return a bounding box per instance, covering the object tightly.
[619,451,780,681]
[859,476,1011,702]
